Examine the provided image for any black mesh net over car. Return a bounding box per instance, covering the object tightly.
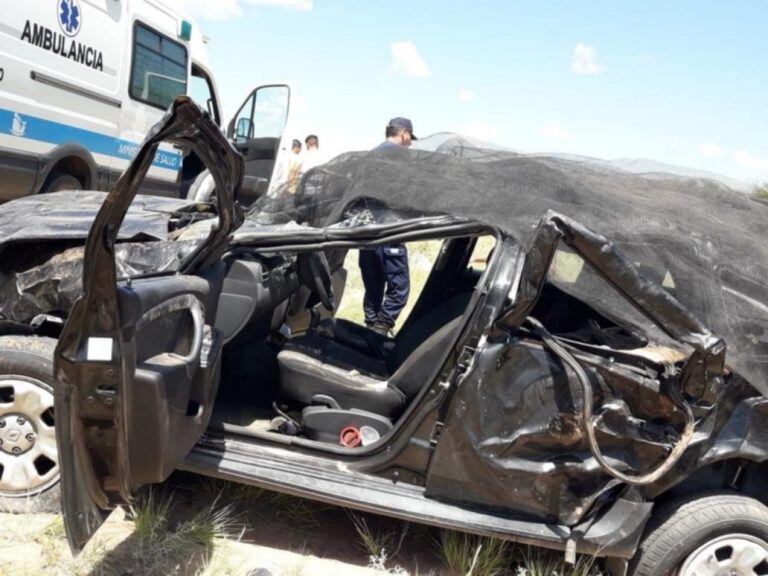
[253,135,768,395]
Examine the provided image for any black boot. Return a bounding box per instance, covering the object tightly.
[371,321,394,337]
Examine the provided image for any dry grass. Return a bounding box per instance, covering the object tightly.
[435,530,510,576]
[432,531,603,576]
[0,475,605,576]
[349,511,410,559]
[187,476,330,529]
[517,545,600,576]
[753,182,768,200]
[0,482,319,576]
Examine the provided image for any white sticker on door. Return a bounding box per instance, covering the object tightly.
[87,337,113,361]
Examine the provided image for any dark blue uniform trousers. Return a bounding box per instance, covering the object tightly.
[359,245,410,327]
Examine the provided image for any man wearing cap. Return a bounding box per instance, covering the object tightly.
[358,117,417,335]
[374,117,416,151]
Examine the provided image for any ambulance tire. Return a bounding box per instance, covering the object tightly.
[42,173,84,194]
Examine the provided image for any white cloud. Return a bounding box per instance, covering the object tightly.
[456,122,498,142]
[732,150,768,171]
[571,42,604,75]
[247,0,313,10]
[167,0,311,20]
[636,53,654,64]
[390,41,431,77]
[699,143,723,157]
[457,89,475,103]
[291,92,308,112]
[166,0,242,20]
[541,122,572,140]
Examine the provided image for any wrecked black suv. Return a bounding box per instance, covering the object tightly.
[1,98,768,576]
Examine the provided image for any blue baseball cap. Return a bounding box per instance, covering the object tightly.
[388,117,417,139]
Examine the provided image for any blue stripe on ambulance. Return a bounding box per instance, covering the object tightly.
[0,108,181,170]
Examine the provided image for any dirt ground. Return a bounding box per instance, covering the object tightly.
[0,472,469,576]
[0,472,602,576]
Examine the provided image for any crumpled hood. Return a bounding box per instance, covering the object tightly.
[0,190,200,253]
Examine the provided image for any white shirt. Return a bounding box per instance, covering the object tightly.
[302,149,324,171]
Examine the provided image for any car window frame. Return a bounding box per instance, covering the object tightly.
[128,20,189,111]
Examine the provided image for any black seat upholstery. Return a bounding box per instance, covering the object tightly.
[277,292,472,417]
[313,317,393,359]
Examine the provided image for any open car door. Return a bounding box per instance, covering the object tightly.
[227,84,291,205]
[54,98,244,551]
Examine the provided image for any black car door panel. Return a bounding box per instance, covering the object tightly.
[55,97,243,551]
[117,267,225,487]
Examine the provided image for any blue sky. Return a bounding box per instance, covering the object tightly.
[175,0,768,184]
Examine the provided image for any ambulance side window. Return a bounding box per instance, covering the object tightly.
[130,22,188,109]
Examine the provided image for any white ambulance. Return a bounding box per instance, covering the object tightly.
[0,0,289,203]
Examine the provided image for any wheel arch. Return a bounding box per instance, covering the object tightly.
[35,144,99,193]
[653,457,768,508]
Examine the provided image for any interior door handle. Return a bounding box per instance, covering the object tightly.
[136,295,207,367]
[168,299,205,365]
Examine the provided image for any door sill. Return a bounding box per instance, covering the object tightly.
[181,434,649,559]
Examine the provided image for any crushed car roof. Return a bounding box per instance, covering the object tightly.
[265,139,768,393]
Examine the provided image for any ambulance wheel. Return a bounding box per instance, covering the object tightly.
[42,173,83,193]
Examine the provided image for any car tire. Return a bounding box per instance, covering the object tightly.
[629,491,768,576]
[42,172,83,193]
[0,336,60,514]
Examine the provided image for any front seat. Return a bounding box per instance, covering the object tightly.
[277,292,472,418]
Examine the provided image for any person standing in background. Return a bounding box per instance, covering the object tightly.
[284,139,303,194]
[303,134,322,171]
[359,118,417,335]
[374,117,415,151]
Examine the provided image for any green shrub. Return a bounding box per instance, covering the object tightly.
[752,182,768,199]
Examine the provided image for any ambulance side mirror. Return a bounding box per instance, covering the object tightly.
[234,117,253,141]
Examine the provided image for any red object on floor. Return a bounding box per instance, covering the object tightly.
[340,426,362,447]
